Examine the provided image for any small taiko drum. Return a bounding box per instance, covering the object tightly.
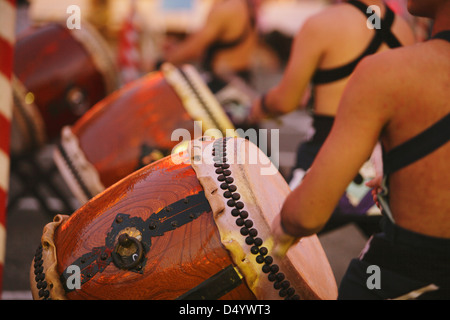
[53,63,237,204]
[10,22,119,155]
[30,137,337,300]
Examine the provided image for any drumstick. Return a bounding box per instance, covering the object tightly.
[0,0,16,296]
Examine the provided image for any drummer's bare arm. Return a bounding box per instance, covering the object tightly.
[272,53,396,254]
[250,16,324,121]
[164,6,225,65]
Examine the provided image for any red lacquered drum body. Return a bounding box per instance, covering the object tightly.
[54,63,236,204]
[31,138,337,300]
[31,152,254,300]
[11,22,118,154]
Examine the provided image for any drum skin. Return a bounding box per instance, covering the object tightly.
[50,152,255,300]
[13,22,117,149]
[188,137,338,300]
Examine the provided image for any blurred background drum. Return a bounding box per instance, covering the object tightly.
[30,137,337,300]
[53,63,237,204]
[11,22,119,155]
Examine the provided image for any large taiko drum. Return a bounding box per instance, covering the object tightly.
[30,137,337,300]
[10,22,119,155]
[53,63,237,204]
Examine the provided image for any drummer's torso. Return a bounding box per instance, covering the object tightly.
[205,0,257,75]
[379,39,450,239]
[210,32,257,76]
[311,1,415,117]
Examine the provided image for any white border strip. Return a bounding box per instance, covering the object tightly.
[1,291,33,300]
[0,223,5,265]
[0,149,10,192]
[0,73,13,121]
[0,0,16,45]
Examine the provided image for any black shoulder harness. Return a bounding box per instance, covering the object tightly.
[383,113,450,175]
[312,0,402,85]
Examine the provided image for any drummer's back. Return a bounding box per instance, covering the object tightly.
[311,0,415,116]
[375,36,450,239]
[206,0,256,75]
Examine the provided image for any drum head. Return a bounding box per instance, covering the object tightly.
[187,137,338,300]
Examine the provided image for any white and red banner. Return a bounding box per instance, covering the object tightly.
[117,0,141,84]
[0,0,16,296]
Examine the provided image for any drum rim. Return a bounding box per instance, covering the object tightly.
[162,63,237,137]
[187,137,338,300]
[53,126,105,204]
[67,20,119,94]
[30,214,70,300]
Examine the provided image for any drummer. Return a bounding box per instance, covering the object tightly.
[271,0,450,300]
[249,0,415,234]
[162,0,258,92]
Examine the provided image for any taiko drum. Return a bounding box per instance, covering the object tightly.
[53,63,236,204]
[31,137,338,300]
[11,22,118,155]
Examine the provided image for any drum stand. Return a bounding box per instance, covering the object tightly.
[8,145,78,218]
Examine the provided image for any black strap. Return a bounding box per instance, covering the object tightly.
[383,31,450,174]
[432,30,450,42]
[348,0,401,48]
[383,113,450,175]
[202,0,255,72]
[175,265,243,300]
[312,1,401,84]
[377,5,402,48]
[61,191,212,292]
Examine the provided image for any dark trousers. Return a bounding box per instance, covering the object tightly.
[338,218,450,300]
[292,139,381,237]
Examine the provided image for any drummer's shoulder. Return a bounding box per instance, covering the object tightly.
[351,44,424,88]
[340,45,423,116]
[210,0,247,16]
[297,3,359,39]
[307,2,359,22]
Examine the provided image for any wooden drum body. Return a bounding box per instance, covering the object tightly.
[31,137,337,300]
[11,22,118,155]
[54,63,236,204]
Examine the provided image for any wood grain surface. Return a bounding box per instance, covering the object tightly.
[54,153,254,300]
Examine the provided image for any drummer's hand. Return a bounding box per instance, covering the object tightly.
[271,214,299,258]
[248,97,264,124]
[365,175,382,209]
